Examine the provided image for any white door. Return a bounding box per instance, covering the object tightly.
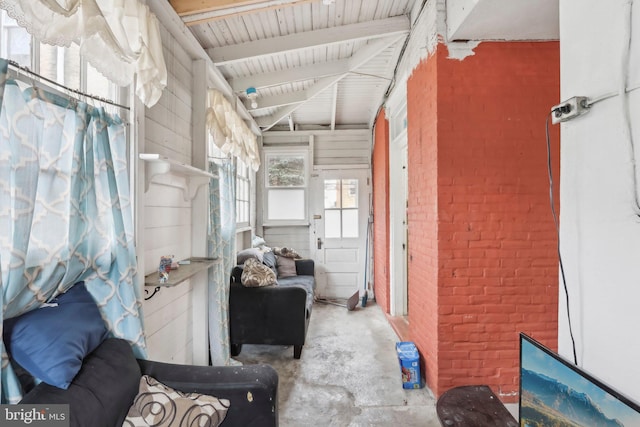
[390,132,408,316]
[310,169,370,299]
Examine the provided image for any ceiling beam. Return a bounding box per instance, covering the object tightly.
[250,91,307,110]
[230,57,350,92]
[207,15,410,66]
[257,35,406,130]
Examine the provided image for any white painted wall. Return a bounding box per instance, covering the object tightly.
[259,129,372,255]
[559,0,640,403]
[141,23,197,364]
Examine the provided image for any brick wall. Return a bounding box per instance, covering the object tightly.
[406,51,441,393]
[405,41,560,401]
[372,109,390,312]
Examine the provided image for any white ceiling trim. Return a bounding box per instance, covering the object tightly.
[256,34,406,130]
[447,0,559,41]
[207,15,410,65]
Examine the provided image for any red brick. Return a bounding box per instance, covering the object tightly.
[376,42,560,401]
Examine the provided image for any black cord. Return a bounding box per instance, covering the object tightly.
[546,111,578,366]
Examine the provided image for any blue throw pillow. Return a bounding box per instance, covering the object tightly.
[3,281,109,389]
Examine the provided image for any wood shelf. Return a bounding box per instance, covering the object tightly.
[139,153,217,201]
[144,257,220,288]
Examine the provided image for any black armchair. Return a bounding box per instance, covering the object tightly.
[19,338,278,427]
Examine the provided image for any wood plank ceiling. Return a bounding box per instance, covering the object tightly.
[169,0,417,131]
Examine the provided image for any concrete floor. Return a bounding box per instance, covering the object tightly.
[233,302,441,427]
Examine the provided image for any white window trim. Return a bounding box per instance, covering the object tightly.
[236,157,251,229]
[262,147,310,226]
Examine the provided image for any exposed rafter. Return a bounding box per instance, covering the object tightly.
[256,35,406,130]
[207,15,410,66]
[249,91,307,110]
[230,57,351,92]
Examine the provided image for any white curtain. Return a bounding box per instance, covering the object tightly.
[0,0,167,107]
[206,89,260,171]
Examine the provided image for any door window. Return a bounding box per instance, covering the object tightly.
[324,179,358,238]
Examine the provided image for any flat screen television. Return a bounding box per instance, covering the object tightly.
[519,333,640,427]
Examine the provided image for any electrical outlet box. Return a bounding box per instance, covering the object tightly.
[551,96,590,124]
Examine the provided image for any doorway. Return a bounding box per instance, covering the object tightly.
[310,169,370,299]
[389,109,408,317]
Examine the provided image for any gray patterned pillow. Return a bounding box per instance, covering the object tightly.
[241,258,277,287]
[123,375,230,427]
[273,246,301,259]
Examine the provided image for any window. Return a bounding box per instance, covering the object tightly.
[39,43,80,89]
[209,138,252,228]
[0,12,31,66]
[0,10,121,105]
[236,157,250,227]
[324,179,359,238]
[265,149,308,223]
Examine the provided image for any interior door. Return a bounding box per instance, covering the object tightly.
[390,130,408,316]
[310,169,370,299]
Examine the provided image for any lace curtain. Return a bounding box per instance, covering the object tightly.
[0,58,145,403]
[0,0,167,107]
[207,89,260,171]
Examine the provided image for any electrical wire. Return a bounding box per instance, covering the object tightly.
[620,0,640,216]
[545,111,578,366]
[372,0,428,127]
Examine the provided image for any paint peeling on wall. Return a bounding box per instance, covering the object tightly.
[391,0,444,98]
[446,41,481,60]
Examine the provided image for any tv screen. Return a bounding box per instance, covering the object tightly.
[519,333,640,427]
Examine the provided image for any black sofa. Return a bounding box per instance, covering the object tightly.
[229,258,315,359]
[18,338,278,427]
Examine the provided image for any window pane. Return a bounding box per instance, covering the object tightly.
[342,209,358,238]
[87,62,115,100]
[235,158,250,225]
[342,179,358,208]
[238,158,248,178]
[268,189,305,220]
[1,12,31,66]
[267,155,305,187]
[325,210,341,238]
[324,179,340,209]
[236,200,249,224]
[40,43,80,89]
[39,44,59,82]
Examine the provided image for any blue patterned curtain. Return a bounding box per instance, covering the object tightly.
[207,160,236,365]
[0,59,145,403]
